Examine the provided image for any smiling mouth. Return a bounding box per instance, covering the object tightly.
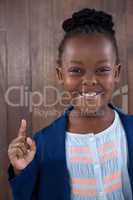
[79,92,104,97]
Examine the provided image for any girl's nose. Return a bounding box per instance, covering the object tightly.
[82,71,97,86]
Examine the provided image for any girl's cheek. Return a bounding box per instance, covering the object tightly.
[99,76,115,87]
[64,78,80,89]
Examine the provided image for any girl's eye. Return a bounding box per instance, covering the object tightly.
[68,67,82,74]
[96,67,112,75]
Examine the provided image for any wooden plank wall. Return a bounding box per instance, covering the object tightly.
[0,0,132,199]
[0,0,8,199]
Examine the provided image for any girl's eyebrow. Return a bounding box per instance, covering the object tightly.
[69,60,83,65]
[96,59,111,64]
[70,59,111,64]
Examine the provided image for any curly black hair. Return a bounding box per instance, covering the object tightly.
[57,8,119,65]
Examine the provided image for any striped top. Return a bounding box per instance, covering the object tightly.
[65,110,132,200]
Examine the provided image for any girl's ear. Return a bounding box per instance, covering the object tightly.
[114,64,122,83]
[56,67,64,84]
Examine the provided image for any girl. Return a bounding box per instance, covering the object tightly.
[8,8,133,200]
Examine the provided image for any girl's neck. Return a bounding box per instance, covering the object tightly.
[67,106,115,134]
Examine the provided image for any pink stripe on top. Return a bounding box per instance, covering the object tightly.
[73,188,97,196]
[104,171,121,184]
[70,157,92,164]
[69,146,90,153]
[72,178,96,185]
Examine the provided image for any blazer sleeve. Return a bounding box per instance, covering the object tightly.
[8,133,41,200]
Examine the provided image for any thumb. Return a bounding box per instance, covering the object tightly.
[18,119,27,137]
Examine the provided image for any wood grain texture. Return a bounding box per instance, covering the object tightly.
[126,0,133,114]
[0,1,7,199]
[0,31,8,200]
[6,0,32,141]
[29,0,60,132]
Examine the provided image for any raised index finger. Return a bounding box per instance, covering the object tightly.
[18,119,27,137]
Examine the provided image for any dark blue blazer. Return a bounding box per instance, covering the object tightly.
[8,104,133,200]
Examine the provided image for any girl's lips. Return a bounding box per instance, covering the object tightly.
[80,92,97,97]
[72,92,104,103]
[71,91,104,102]
[79,92,104,98]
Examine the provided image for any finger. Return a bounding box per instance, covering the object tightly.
[9,141,26,148]
[26,137,36,152]
[9,143,28,155]
[18,119,27,137]
[9,147,25,159]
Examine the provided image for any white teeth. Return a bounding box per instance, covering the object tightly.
[81,92,97,97]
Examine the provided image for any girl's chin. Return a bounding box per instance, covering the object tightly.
[72,97,103,117]
[77,107,104,117]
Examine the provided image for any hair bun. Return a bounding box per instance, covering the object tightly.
[62,8,114,34]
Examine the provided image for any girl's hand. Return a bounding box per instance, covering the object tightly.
[8,120,36,175]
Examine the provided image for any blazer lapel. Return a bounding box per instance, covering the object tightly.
[113,107,133,193]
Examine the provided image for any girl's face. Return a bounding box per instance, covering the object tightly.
[57,34,121,116]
